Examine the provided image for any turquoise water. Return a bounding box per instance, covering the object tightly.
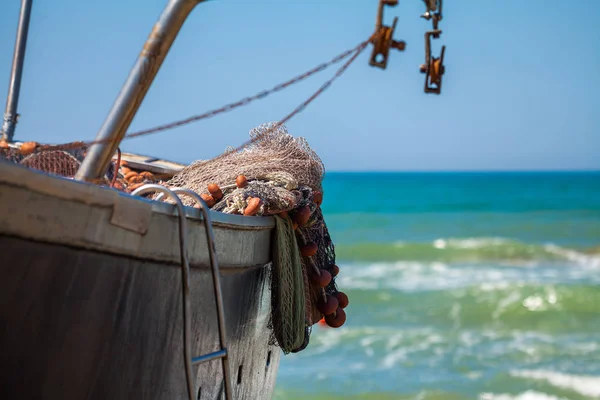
[274,172,600,400]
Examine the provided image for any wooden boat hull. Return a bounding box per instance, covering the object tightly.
[0,161,281,399]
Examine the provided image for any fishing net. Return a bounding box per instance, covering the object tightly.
[0,142,89,178]
[211,179,300,215]
[0,146,24,164]
[161,122,325,208]
[269,215,306,354]
[20,150,81,178]
[300,206,339,324]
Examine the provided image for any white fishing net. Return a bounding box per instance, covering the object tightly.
[160,122,325,211]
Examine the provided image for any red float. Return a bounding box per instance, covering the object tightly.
[325,308,346,328]
[317,294,338,316]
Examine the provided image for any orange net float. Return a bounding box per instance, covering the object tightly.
[317,294,338,316]
[139,171,155,181]
[200,193,216,207]
[325,308,346,328]
[310,269,331,288]
[128,174,144,184]
[292,205,311,226]
[243,197,262,216]
[124,171,138,181]
[236,174,248,188]
[312,191,323,206]
[207,183,224,201]
[336,292,349,309]
[330,264,340,277]
[19,141,38,156]
[300,242,318,257]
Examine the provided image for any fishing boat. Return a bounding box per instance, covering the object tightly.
[0,155,278,400]
[0,0,446,399]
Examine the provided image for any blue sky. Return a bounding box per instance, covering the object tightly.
[1,0,598,171]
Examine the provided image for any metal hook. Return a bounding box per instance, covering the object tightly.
[369,0,405,69]
[419,30,445,95]
[421,0,443,34]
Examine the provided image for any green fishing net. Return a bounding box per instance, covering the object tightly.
[269,215,307,353]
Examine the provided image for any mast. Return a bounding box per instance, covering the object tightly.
[75,0,207,182]
[1,0,33,142]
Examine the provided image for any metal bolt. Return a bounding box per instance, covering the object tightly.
[391,40,406,51]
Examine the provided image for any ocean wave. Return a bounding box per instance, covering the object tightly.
[336,279,600,333]
[336,259,600,293]
[281,324,600,397]
[510,370,600,398]
[335,237,600,266]
[295,325,600,363]
[479,391,567,400]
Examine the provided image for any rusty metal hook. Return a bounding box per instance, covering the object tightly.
[421,0,443,34]
[420,30,445,94]
[369,0,405,70]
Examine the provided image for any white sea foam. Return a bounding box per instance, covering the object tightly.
[336,261,519,292]
[510,369,600,398]
[336,249,600,292]
[380,331,445,369]
[396,236,600,268]
[348,362,366,371]
[479,391,567,400]
[434,237,512,250]
[544,243,600,268]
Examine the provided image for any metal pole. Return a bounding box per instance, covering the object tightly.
[2,0,33,142]
[75,0,206,182]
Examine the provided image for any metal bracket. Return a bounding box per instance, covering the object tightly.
[421,0,443,33]
[419,0,445,94]
[420,30,445,95]
[369,0,406,69]
[109,193,152,234]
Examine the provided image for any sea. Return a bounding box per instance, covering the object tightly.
[273,172,600,400]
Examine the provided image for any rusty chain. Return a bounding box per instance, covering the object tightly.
[46,35,374,154]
